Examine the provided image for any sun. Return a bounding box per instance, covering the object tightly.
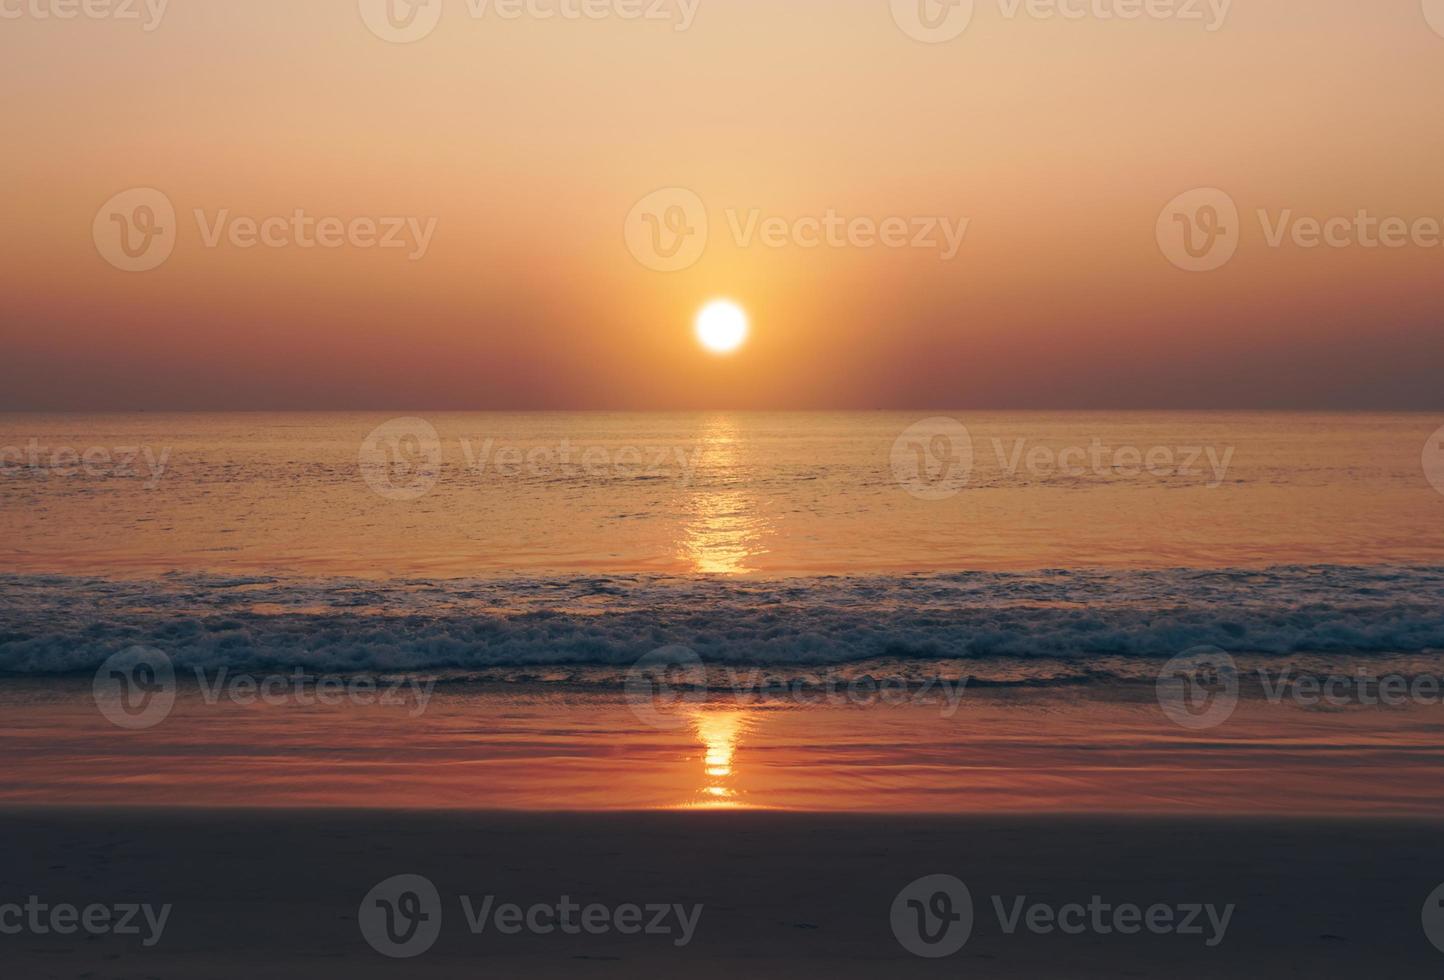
[695,300,749,355]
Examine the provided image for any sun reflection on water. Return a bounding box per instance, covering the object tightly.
[679,417,771,575]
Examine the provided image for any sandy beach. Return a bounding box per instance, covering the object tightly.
[2,808,1440,977]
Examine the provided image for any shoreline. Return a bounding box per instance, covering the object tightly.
[4,682,1443,814]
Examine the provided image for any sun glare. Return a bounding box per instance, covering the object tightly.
[695,300,749,355]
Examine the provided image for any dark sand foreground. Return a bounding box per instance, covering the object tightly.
[2,808,1441,977]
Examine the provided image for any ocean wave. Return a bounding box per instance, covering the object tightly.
[0,566,1441,675]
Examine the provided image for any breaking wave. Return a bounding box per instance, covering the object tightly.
[0,565,1441,676]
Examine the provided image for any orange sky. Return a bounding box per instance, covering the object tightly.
[2,0,1443,409]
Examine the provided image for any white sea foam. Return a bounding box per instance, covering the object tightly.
[0,566,1441,676]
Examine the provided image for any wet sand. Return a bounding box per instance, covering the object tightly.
[8,681,1444,815]
[2,808,1441,978]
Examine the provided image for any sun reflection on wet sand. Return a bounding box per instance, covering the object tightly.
[679,417,770,575]
[683,709,755,809]
[7,688,1444,813]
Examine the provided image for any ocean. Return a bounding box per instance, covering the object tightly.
[4,411,1444,812]
[2,410,1442,675]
